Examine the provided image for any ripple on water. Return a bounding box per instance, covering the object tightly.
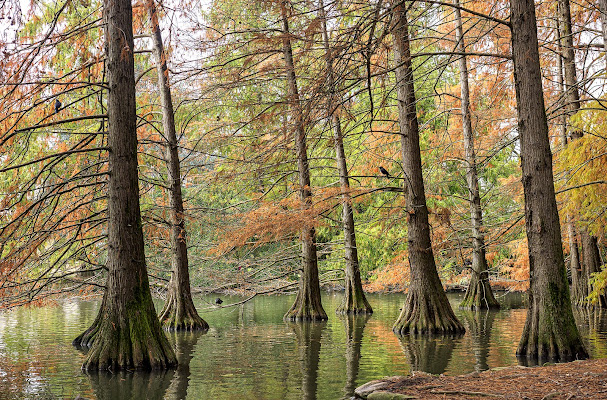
[0,293,605,399]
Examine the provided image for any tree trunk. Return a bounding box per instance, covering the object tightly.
[510,0,587,361]
[454,0,499,310]
[558,0,604,308]
[281,0,327,321]
[581,231,607,308]
[555,3,584,306]
[289,322,325,400]
[569,222,585,305]
[557,0,581,141]
[391,1,464,335]
[73,0,177,370]
[599,0,607,63]
[147,0,208,331]
[318,0,372,315]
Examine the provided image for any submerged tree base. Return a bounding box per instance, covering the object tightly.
[336,281,373,315]
[393,288,465,335]
[460,274,500,310]
[74,298,178,371]
[159,292,209,331]
[517,304,588,362]
[284,290,328,321]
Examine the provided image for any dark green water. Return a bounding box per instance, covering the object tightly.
[0,292,605,399]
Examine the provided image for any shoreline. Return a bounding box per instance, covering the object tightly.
[354,358,607,399]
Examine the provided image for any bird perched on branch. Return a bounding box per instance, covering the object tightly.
[378,166,390,177]
[54,99,62,114]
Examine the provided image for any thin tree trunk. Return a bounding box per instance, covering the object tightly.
[391,0,464,335]
[569,222,585,305]
[147,0,208,331]
[558,0,581,142]
[556,4,584,306]
[73,0,177,370]
[318,0,372,315]
[281,0,327,321]
[581,231,607,308]
[510,0,587,361]
[558,0,605,307]
[454,0,499,310]
[599,0,607,63]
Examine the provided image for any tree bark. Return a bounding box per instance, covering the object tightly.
[281,0,327,321]
[569,222,585,305]
[391,1,464,335]
[147,0,208,331]
[318,0,372,315]
[581,231,607,308]
[558,0,605,308]
[557,0,582,141]
[73,0,177,370]
[555,3,584,306]
[599,0,607,64]
[454,0,499,310]
[510,0,587,361]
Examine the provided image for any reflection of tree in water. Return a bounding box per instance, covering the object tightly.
[398,334,458,375]
[573,308,607,359]
[87,370,174,400]
[338,314,370,398]
[165,330,205,399]
[87,330,203,400]
[461,310,496,372]
[288,321,326,400]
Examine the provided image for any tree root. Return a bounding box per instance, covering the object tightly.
[159,291,208,331]
[394,288,465,335]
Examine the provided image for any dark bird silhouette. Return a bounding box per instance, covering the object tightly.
[54,99,62,114]
[215,297,223,305]
[378,166,390,177]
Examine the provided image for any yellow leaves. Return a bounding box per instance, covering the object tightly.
[556,106,607,235]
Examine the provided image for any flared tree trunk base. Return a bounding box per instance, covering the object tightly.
[517,302,588,362]
[74,300,177,371]
[336,279,373,315]
[393,287,465,335]
[284,290,328,322]
[460,274,500,310]
[159,292,208,331]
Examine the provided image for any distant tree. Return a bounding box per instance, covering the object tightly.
[391,0,464,335]
[510,0,588,361]
[72,0,177,370]
[454,0,499,310]
[280,0,327,321]
[146,0,208,331]
[318,0,372,315]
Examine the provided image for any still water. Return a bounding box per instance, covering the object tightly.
[0,292,606,399]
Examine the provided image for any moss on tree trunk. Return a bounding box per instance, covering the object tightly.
[280,0,327,321]
[147,0,207,331]
[510,0,588,361]
[73,0,176,370]
[318,0,372,316]
[391,1,464,335]
[285,228,328,321]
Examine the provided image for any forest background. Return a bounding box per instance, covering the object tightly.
[0,0,606,313]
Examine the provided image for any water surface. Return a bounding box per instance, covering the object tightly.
[0,292,605,399]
